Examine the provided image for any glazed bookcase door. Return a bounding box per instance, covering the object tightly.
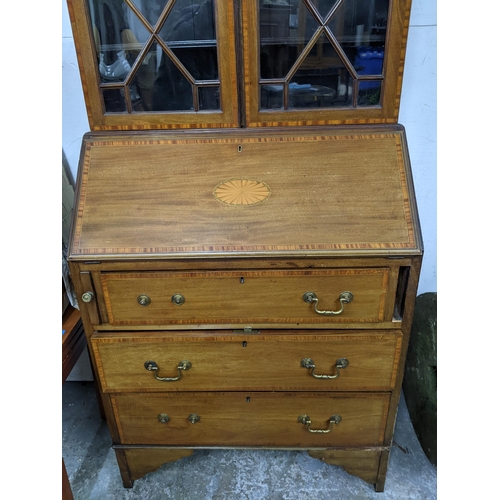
[241,0,412,127]
[67,0,239,130]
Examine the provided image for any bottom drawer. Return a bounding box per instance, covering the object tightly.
[112,392,390,447]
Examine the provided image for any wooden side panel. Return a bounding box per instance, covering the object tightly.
[92,331,402,392]
[100,269,390,325]
[111,392,390,447]
[79,271,100,324]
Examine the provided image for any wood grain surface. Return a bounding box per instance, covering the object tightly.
[122,449,194,482]
[69,127,420,259]
[91,330,402,392]
[308,449,382,484]
[99,268,389,325]
[111,392,390,447]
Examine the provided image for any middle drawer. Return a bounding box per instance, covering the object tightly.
[91,331,402,392]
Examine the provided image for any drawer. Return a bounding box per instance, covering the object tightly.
[111,392,390,447]
[92,331,402,392]
[100,268,392,326]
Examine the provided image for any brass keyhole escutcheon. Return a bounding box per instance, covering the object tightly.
[81,291,94,303]
[137,294,151,306]
[188,413,200,424]
[172,293,185,305]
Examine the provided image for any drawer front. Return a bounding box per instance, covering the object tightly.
[111,392,390,447]
[92,331,402,392]
[100,268,390,326]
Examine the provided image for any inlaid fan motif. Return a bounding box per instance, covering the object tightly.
[213,179,271,205]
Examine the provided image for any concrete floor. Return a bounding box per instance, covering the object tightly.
[62,382,436,499]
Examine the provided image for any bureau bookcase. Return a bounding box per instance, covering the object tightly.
[66,0,421,492]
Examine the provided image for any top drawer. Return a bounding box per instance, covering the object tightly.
[97,268,393,327]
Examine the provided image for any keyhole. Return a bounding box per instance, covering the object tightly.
[238,145,242,152]
[246,397,251,402]
[240,277,244,284]
[242,341,247,347]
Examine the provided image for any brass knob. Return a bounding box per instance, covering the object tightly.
[137,294,151,306]
[172,294,185,305]
[81,291,94,303]
[157,413,170,424]
[188,413,200,424]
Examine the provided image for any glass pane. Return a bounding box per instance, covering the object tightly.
[260,0,316,79]
[159,0,218,80]
[135,0,170,27]
[309,0,338,22]
[357,80,381,106]
[198,86,220,110]
[149,44,194,111]
[354,47,384,76]
[88,0,146,83]
[261,84,284,110]
[289,33,353,108]
[88,0,220,113]
[171,45,218,81]
[329,0,389,68]
[129,43,163,111]
[103,88,126,112]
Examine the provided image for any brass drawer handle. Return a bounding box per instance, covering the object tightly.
[144,360,192,381]
[300,357,349,379]
[302,291,353,316]
[298,414,342,433]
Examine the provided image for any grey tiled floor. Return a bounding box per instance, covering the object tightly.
[63,382,436,499]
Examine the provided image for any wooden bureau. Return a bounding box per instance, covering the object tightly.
[68,125,422,491]
[66,0,420,491]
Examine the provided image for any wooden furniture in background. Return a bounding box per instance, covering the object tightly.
[62,306,83,500]
[62,306,106,499]
[62,307,86,384]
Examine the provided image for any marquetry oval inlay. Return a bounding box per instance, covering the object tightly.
[213,179,271,206]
